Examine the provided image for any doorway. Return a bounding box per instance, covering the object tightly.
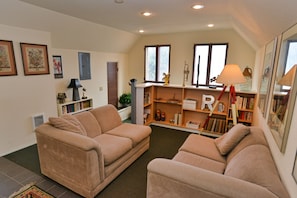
[107,62,118,108]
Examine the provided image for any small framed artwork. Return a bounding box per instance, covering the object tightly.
[0,40,17,76]
[78,52,91,80]
[293,151,297,184]
[53,55,63,79]
[32,113,45,130]
[20,43,50,75]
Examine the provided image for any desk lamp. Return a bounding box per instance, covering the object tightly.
[68,78,82,101]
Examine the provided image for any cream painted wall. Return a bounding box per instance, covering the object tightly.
[128,29,256,88]
[0,24,57,156]
[0,25,130,156]
[52,49,129,108]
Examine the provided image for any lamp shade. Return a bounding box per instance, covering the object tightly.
[278,64,297,86]
[216,64,246,85]
[67,78,82,88]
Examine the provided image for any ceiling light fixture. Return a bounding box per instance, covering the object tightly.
[192,4,204,10]
[114,0,124,4]
[139,29,144,33]
[208,24,214,27]
[142,12,152,17]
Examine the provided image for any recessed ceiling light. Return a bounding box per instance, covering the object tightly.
[139,29,144,33]
[114,0,124,4]
[142,12,152,17]
[208,24,214,27]
[192,4,204,10]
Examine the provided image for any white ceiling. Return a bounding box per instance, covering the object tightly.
[20,0,297,49]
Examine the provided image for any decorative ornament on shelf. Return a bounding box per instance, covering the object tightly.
[67,78,82,101]
[82,87,87,99]
[162,73,170,85]
[57,93,67,104]
[183,61,190,86]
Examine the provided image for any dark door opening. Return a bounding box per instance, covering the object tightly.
[107,62,118,108]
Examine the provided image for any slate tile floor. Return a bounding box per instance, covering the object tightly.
[0,157,81,198]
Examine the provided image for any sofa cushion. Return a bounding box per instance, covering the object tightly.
[214,124,250,155]
[179,134,226,163]
[224,145,290,198]
[90,105,122,133]
[106,123,151,146]
[93,134,133,166]
[49,115,87,135]
[173,151,226,173]
[74,111,102,137]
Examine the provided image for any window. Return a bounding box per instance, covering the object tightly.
[192,43,228,86]
[145,45,170,82]
[282,40,297,90]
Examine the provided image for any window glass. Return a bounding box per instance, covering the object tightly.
[283,41,297,90]
[145,45,170,82]
[193,43,228,86]
[145,47,156,81]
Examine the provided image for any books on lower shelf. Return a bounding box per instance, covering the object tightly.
[204,118,226,133]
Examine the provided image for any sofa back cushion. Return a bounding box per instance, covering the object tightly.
[74,111,102,137]
[90,104,122,133]
[49,115,87,136]
[224,145,289,198]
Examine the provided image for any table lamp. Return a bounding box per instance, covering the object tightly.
[275,64,297,120]
[278,64,297,86]
[68,78,82,101]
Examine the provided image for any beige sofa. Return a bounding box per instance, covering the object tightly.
[35,104,151,198]
[147,124,290,198]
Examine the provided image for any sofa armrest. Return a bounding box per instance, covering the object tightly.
[147,158,278,198]
[35,123,105,192]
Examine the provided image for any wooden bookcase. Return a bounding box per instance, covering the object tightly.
[136,83,256,137]
[57,98,93,116]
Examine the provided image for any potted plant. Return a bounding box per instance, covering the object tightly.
[119,93,131,108]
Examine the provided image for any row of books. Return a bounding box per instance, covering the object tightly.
[228,109,253,122]
[204,118,226,133]
[235,96,254,110]
[61,102,90,114]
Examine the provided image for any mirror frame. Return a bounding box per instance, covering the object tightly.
[267,24,297,153]
[258,37,278,117]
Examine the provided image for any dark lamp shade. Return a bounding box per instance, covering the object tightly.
[68,78,82,101]
[68,78,82,88]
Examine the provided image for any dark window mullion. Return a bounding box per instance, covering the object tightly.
[155,46,159,82]
[206,45,213,85]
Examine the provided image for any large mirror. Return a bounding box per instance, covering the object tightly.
[258,38,277,117]
[267,24,297,153]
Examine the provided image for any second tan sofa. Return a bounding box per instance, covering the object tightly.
[35,104,151,198]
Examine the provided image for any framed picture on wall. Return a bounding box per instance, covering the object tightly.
[53,55,63,79]
[20,43,50,75]
[0,40,17,76]
[78,52,91,80]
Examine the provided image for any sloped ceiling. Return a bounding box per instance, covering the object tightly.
[19,0,297,50]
